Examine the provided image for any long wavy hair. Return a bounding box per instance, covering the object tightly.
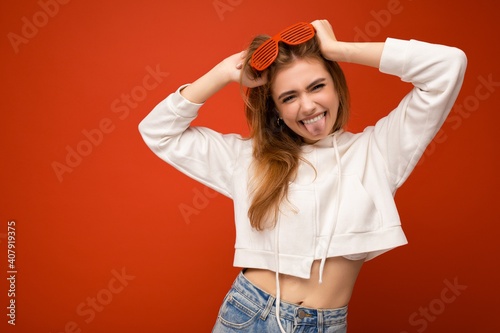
[241,33,350,230]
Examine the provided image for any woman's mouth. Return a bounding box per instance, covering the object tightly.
[301,112,326,125]
[300,112,327,136]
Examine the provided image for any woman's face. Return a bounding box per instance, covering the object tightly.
[271,57,339,144]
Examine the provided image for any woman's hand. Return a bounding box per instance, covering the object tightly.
[222,51,267,88]
[311,19,384,68]
[180,50,267,104]
[311,19,340,61]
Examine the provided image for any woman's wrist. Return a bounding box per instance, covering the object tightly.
[180,61,233,104]
[325,41,385,68]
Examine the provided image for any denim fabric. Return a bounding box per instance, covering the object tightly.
[212,271,348,333]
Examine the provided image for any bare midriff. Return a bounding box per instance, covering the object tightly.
[243,256,364,309]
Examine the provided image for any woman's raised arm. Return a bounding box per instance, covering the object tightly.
[312,19,385,68]
[181,51,267,104]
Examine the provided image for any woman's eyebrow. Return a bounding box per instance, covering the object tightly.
[277,78,327,100]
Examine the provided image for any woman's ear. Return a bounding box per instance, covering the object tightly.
[275,109,283,126]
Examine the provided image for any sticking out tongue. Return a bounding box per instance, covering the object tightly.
[303,113,326,136]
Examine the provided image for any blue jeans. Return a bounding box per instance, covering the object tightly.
[212,271,348,333]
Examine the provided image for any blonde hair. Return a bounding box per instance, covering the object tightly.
[241,34,350,230]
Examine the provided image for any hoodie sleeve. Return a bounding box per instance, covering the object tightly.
[138,84,243,198]
[373,38,467,188]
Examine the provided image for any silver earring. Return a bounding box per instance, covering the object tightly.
[277,117,282,126]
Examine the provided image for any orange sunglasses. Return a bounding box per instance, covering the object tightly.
[250,22,316,71]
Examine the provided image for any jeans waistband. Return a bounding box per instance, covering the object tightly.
[233,271,348,326]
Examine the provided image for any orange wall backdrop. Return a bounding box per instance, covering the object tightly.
[1,0,499,332]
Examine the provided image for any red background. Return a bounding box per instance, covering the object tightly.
[1,0,499,332]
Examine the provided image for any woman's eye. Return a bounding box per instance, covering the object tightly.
[312,83,325,91]
[282,96,295,103]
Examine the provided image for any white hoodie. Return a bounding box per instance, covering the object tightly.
[138,38,466,281]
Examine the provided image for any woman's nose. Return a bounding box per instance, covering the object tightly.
[299,94,316,113]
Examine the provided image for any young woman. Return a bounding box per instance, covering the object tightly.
[139,19,466,333]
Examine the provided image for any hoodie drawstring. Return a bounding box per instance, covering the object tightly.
[274,219,287,333]
[318,133,342,283]
[274,133,342,332]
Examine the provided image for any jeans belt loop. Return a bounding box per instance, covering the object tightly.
[317,309,324,333]
[260,294,274,321]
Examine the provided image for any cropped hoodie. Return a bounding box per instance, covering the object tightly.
[138,38,466,281]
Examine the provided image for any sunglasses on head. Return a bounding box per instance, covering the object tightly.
[250,22,316,71]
